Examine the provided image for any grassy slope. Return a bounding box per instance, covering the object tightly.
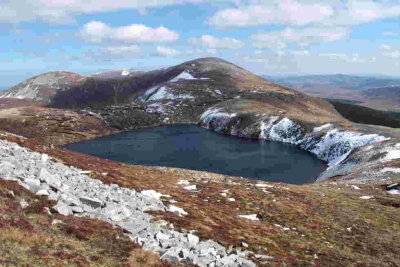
[2,133,399,266]
[0,106,118,145]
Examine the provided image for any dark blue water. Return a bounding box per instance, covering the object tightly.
[65,125,326,184]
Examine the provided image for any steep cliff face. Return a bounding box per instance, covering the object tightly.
[198,102,400,183]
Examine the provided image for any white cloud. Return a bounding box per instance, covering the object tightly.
[318,53,369,63]
[0,0,212,24]
[155,46,218,57]
[236,48,397,75]
[290,50,310,56]
[380,44,392,50]
[208,0,334,28]
[251,27,350,50]
[102,45,142,57]
[208,0,400,28]
[189,35,245,49]
[382,31,400,37]
[328,0,400,26]
[156,46,181,56]
[81,21,179,43]
[383,51,400,59]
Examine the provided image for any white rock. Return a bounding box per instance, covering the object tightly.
[351,185,360,190]
[53,202,72,216]
[188,234,200,245]
[41,154,49,162]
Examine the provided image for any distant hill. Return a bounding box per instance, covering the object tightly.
[266,74,400,91]
[362,85,400,100]
[266,74,400,111]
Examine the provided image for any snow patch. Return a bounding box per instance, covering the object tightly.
[146,86,194,101]
[308,130,388,166]
[260,117,302,144]
[313,123,332,132]
[168,205,188,216]
[170,71,209,82]
[141,190,170,200]
[360,196,374,200]
[388,189,400,195]
[200,108,237,133]
[177,180,190,185]
[384,150,400,162]
[255,183,274,188]
[145,102,166,114]
[184,185,197,191]
[238,214,259,221]
[381,167,400,173]
[121,70,131,76]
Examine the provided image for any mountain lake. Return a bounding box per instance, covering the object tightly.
[65,124,327,184]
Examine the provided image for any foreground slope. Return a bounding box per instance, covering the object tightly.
[1,131,399,266]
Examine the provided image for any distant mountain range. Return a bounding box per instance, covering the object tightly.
[265,74,400,111]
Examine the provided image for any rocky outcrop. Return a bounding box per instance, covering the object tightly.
[198,103,400,183]
[0,139,255,267]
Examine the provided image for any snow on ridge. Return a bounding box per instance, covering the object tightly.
[381,167,400,173]
[261,117,303,144]
[308,130,388,166]
[313,123,332,132]
[140,86,194,102]
[200,108,238,133]
[170,71,209,83]
[199,107,390,177]
[121,70,131,76]
[384,150,400,162]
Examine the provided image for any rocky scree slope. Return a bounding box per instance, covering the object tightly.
[0,137,255,267]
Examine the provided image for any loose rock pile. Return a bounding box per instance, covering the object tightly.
[0,139,254,267]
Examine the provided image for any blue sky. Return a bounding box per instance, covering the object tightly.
[1,0,400,87]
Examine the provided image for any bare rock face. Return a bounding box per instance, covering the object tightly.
[0,71,87,104]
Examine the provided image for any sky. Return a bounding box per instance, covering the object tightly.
[1,0,400,87]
